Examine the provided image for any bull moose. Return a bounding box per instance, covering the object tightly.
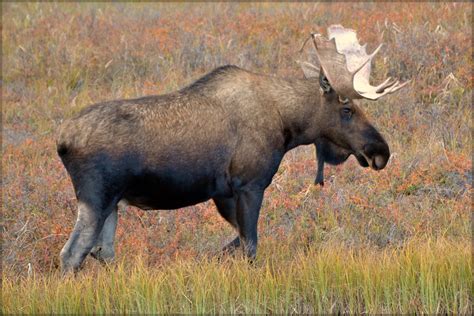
[57,25,408,272]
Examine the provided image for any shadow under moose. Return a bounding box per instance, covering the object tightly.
[57,25,409,273]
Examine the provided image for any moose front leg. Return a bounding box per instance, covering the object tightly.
[213,197,241,254]
[235,187,264,260]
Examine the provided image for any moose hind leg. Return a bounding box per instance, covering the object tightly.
[60,201,114,273]
[90,208,118,263]
[213,197,241,254]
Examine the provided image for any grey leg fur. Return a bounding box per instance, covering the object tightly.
[60,201,113,273]
[90,209,118,263]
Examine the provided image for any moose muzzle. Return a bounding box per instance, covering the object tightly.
[360,140,390,171]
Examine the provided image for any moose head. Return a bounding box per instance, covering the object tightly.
[301,25,409,185]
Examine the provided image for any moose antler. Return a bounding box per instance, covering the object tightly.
[312,25,409,100]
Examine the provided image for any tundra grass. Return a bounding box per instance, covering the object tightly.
[2,238,471,314]
[2,3,472,315]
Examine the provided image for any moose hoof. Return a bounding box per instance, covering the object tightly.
[60,249,83,275]
[221,237,241,254]
[90,246,115,263]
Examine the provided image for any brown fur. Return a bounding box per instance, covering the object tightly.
[57,65,389,272]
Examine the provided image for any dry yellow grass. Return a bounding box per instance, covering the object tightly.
[3,238,471,314]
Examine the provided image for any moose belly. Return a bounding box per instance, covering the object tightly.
[122,170,232,210]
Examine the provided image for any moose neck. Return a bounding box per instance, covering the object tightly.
[270,77,323,151]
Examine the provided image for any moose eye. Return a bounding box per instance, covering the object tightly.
[340,107,353,119]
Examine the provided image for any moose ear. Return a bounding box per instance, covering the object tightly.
[297,61,320,79]
[319,71,332,93]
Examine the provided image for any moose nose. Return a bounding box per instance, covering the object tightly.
[363,141,390,171]
[373,154,388,170]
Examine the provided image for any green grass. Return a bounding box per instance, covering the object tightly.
[2,238,471,314]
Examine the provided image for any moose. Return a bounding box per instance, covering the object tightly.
[57,25,408,272]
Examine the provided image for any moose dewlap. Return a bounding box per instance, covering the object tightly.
[57,25,408,272]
